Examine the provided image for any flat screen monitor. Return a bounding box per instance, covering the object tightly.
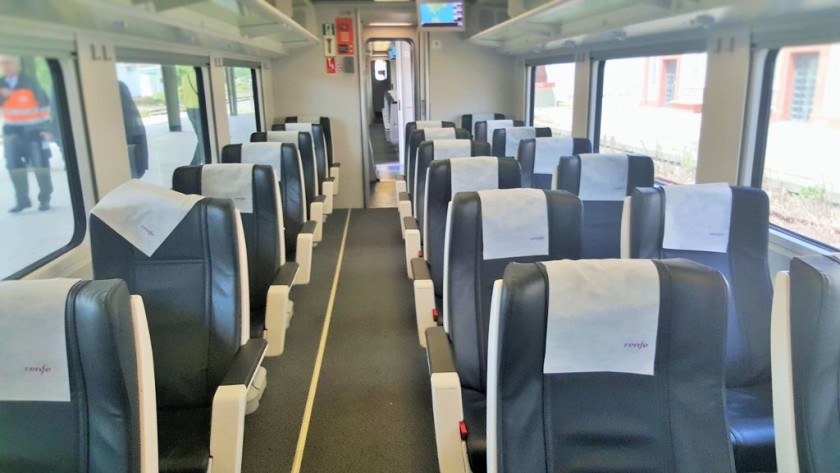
[418,0,465,31]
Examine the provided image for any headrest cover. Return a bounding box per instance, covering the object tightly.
[485,119,514,144]
[543,259,660,375]
[433,139,472,159]
[92,180,203,257]
[241,142,282,180]
[505,127,537,157]
[533,137,574,175]
[284,122,313,134]
[266,130,300,144]
[470,113,497,135]
[450,156,499,196]
[662,183,732,253]
[0,278,80,402]
[578,153,629,201]
[416,120,442,129]
[201,164,255,213]
[478,188,549,260]
[296,115,320,124]
[423,128,456,140]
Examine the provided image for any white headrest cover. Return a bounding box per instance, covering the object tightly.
[92,180,203,257]
[533,137,574,175]
[0,278,79,402]
[284,122,313,134]
[485,119,514,144]
[450,156,499,196]
[578,153,629,201]
[201,164,255,213]
[416,120,443,129]
[478,188,549,260]
[266,130,300,144]
[469,113,497,136]
[543,259,660,375]
[504,127,537,157]
[241,142,282,181]
[296,115,320,124]
[662,183,732,253]
[423,128,456,140]
[433,139,472,159]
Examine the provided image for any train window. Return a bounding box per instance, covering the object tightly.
[598,53,707,184]
[116,63,210,185]
[224,66,261,144]
[1,54,84,279]
[532,63,575,135]
[755,42,840,248]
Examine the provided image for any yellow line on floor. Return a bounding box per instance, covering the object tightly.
[291,209,352,473]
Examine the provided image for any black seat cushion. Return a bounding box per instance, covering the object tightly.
[157,408,211,473]
[462,388,487,473]
[250,307,266,339]
[726,383,776,472]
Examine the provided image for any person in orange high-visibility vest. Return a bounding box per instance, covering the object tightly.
[1,56,53,213]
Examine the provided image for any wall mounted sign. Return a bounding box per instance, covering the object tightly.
[335,17,354,55]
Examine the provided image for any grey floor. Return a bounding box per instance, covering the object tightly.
[242,209,438,473]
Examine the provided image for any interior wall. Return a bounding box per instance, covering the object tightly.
[426,32,522,123]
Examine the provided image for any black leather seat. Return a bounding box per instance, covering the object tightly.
[488,259,735,472]
[90,182,267,473]
[627,185,774,472]
[555,153,654,258]
[406,127,470,205]
[771,254,840,473]
[491,126,552,158]
[461,113,505,138]
[285,116,341,194]
[173,163,300,356]
[516,136,592,188]
[0,278,157,473]
[273,122,335,213]
[425,188,582,473]
[411,157,521,345]
[473,119,524,144]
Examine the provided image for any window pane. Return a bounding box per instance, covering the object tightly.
[225,67,259,144]
[116,63,208,186]
[600,53,707,184]
[762,43,840,248]
[1,55,82,278]
[532,63,575,136]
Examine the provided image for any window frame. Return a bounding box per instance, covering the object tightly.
[250,68,262,132]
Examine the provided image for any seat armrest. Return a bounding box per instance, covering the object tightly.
[404,216,419,232]
[221,338,267,387]
[395,179,407,199]
[412,258,431,281]
[313,195,327,204]
[295,222,316,285]
[322,181,334,215]
[310,200,324,242]
[426,326,456,374]
[331,162,341,168]
[330,165,340,194]
[274,262,299,287]
[427,326,469,473]
[404,218,421,279]
[263,263,299,357]
[413,259,436,347]
[300,220,318,235]
[398,195,413,239]
[324,176,336,182]
[398,192,411,202]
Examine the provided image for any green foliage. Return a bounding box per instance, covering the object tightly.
[799,184,826,201]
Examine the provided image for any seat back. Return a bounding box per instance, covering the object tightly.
[425,157,521,296]
[517,136,592,188]
[221,142,305,253]
[772,254,840,473]
[628,184,772,388]
[252,130,318,206]
[407,127,470,200]
[414,139,492,232]
[446,188,582,393]
[0,278,157,473]
[274,122,328,188]
[474,119,524,144]
[172,163,284,333]
[90,182,248,410]
[488,259,734,473]
[285,115,334,167]
[492,126,552,158]
[404,120,456,169]
[556,153,654,258]
[461,113,505,137]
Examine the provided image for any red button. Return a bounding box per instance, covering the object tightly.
[459,421,468,440]
[432,308,440,322]
[418,250,424,258]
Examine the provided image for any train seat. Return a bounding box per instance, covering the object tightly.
[425,188,582,473]
[403,139,492,278]
[90,180,267,473]
[0,278,158,473]
[492,126,552,159]
[473,119,524,144]
[274,122,335,215]
[771,254,840,473]
[487,259,735,472]
[516,136,592,188]
[411,156,521,346]
[173,163,299,357]
[222,143,315,285]
[624,184,774,472]
[460,113,505,138]
[396,120,457,199]
[284,116,340,193]
[555,153,654,258]
[252,130,326,243]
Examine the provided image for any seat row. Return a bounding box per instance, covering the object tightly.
[0,114,339,472]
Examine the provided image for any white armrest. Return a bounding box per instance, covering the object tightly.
[620,196,632,259]
[295,230,314,285]
[264,285,291,357]
[405,228,421,279]
[129,295,159,473]
[431,372,470,473]
[310,201,324,243]
[209,385,247,473]
[395,179,407,200]
[323,182,334,215]
[330,165,340,194]
[398,199,412,240]
[771,271,799,473]
[414,279,436,347]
